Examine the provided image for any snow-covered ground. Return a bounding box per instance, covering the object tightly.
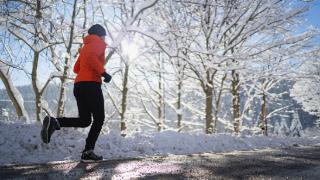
[0,121,319,165]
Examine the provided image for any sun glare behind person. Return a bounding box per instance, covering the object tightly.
[121,40,139,62]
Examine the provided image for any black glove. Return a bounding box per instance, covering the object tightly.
[102,72,112,83]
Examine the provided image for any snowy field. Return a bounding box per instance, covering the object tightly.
[0,121,319,165]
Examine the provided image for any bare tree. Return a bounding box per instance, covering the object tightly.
[0,60,29,121]
[99,0,159,135]
[56,0,82,117]
[1,0,62,120]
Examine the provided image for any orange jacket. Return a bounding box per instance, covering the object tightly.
[74,35,107,83]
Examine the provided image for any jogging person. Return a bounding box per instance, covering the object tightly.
[41,24,112,162]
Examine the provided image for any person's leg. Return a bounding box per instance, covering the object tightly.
[83,84,105,152]
[56,83,92,128]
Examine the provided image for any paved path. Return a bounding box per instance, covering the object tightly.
[1,145,320,179]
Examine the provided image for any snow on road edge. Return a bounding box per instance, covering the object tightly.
[0,121,319,165]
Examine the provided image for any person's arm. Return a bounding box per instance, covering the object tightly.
[102,52,107,66]
[83,51,105,75]
[73,57,80,74]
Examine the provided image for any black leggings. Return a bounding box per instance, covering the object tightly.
[57,82,105,151]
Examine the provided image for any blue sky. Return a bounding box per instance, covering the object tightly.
[303,0,320,29]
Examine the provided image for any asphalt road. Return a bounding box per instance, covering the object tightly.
[1,145,320,179]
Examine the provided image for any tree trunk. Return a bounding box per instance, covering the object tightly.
[213,73,227,133]
[31,0,42,121]
[232,69,241,134]
[31,51,41,121]
[0,62,29,121]
[120,64,129,137]
[57,0,78,117]
[205,85,214,134]
[259,92,268,136]
[177,80,182,130]
[156,53,165,132]
[157,65,164,132]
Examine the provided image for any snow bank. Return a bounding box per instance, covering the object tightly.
[0,121,319,165]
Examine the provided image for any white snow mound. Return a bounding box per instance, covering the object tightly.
[0,121,319,165]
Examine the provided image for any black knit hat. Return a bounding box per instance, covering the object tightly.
[88,24,106,36]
